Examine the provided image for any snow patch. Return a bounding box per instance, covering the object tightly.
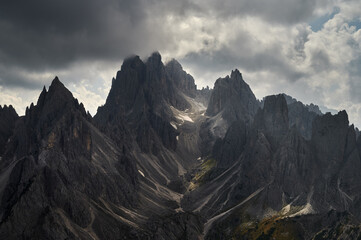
[170,122,177,129]
[169,105,194,123]
[176,136,179,141]
[281,204,291,214]
[289,187,315,217]
[289,203,314,217]
[177,113,193,123]
[138,170,145,177]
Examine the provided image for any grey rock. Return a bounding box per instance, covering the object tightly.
[200,69,259,156]
[206,69,259,125]
[95,53,188,154]
[0,105,18,156]
[165,59,197,97]
[213,120,248,168]
[0,77,140,239]
[288,101,319,139]
[196,86,212,108]
[254,94,289,146]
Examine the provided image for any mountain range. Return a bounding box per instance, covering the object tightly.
[1,52,361,239]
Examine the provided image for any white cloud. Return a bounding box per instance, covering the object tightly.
[0,86,39,116]
[70,82,105,116]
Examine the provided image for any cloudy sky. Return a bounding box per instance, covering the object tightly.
[1,0,361,126]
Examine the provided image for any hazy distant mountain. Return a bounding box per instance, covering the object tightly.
[319,105,339,115]
[1,52,361,239]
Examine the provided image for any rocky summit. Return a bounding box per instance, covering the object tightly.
[1,52,361,239]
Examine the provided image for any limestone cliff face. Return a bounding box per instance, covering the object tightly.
[274,94,322,140]
[311,111,349,168]
[310,111,361,214]
[254,94,289,146]
[288,101,320,139]
[212,120,248,168]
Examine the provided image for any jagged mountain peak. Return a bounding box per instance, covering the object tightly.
[281,93,322,115]
[0,104,19,155]
[230,68,242,79]
[146,51,163,67]
[95,52,191,153]
[26,77,87,128]
[51,75,61,85]
[0,104,17,115]
[36,85,47,106]
[47,76,73,100]
[311,110,349,154]
[120,55,144,72]
[166,58,182,68]
[312,110,349,138]
[165,58,197,97]
[0,104,18,121]
[200,69,258,156]
[206,69,259,124]
[32,77,76,112]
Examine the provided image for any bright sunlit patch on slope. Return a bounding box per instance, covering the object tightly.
[281,204,291,215]
[138,170,145,177]
[170,105,194,123]
[177,113,194,123]
[289,203,315,217]
[170,122,177,129]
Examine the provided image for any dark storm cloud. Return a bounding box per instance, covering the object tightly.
[0,0,317,69]
[0,0,328,90]
[0,0,156,88]
[0,66,43,90]
[0,0,148,69]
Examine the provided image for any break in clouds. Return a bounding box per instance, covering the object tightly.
[0,0,361,126]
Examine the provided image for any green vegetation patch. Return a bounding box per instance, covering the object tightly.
[188,158,216,191]
[233,216,304,240]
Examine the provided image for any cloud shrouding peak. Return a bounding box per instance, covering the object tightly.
[1,0,361,127]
